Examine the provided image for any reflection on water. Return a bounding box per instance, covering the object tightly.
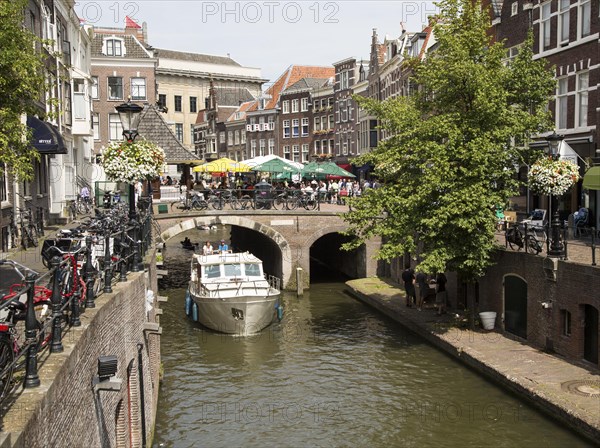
[155,283,591,448]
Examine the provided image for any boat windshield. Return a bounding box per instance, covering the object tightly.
[223,263,242,277]
[244,263,261,277]
[204,265,221,279]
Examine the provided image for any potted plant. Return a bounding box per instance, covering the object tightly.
[101,139,165,183]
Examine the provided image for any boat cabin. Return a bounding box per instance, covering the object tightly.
[191,252,265,283]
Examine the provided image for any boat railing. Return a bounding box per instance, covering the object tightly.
[266,274,281,292]
[194,275,281,297]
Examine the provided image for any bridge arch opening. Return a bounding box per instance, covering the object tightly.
[309,232,363,282]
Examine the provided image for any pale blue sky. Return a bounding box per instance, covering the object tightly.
[76,1,438,85]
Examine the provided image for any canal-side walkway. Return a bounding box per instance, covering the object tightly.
[345,277,600,445]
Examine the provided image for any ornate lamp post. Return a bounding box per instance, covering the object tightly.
[115,100,144,220]
[545,131,565,257]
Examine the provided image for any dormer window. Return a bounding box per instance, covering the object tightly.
[102,37,126,57]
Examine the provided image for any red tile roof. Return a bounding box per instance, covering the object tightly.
[125,16,141,29]
[247,65,335,112]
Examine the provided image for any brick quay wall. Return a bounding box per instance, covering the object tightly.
[0,255,162,448]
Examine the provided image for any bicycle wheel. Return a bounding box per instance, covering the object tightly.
[230,198,242,210]
[287,198,299,211]
[304,198,318,211]
[171,200,185,212]
[526,235,542,254]
[210,197,223,210]
[28,226,39,247]
[0,335,15,402]
[506,230,521,251]
[272,196,284,210]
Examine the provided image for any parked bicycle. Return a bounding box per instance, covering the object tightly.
[505,223,543,255]
[18,208,39,249]
[171,192,209,211]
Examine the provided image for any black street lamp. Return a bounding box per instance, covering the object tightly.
[545,131,565,257]
[115,100,144,220]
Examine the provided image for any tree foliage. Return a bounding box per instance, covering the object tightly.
[343,0,555,281]
[0,0,47,180]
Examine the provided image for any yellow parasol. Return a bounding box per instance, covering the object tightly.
[192,157,251,173]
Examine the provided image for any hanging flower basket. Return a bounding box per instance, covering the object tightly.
[101,139,165,184]
[529,156,580,197]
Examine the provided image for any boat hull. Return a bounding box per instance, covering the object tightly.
[189,291,280,334]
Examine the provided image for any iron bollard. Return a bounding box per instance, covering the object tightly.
[70,285,81,327]
[24,273,40,388]
[524,223,529,253]
[133,239,141,272]
[592,228,596,267]
[84,236,96,308]
[104,234,113,293]
[546,223,551,253]
[50,256,64,353]
[120,228,128,282]
[562,227,568,261]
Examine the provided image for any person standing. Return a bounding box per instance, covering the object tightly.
[415,271,428,311]
[435,272,448,315]
[401,264,416,308]
[218,239,229,252]
[202,241,214,256]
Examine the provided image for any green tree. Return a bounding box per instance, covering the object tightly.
[0,0,47,180]
[343,0,555,281]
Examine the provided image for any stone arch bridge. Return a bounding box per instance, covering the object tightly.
[154,209,381,289]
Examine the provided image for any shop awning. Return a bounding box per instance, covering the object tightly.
[582,166,600,190]
[27,116,67,154]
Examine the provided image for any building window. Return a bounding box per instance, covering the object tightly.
[282,100,289,114]
[314,116,320,131]
[556,77,569,130]
[92,113,99,140]
[0,167,7,203]
[268,138,274,154]
[540,2,552,50]
[241,131,246,144]
[561,309,572,336]
[292,144,300,162]
[190,96,197,113]
[107,76,123,100]
[73,79,86,120]
[91,76,98,99]
[579,0,591,38]
[328,115,334,130]
[158,94,166,109]
[301,144,309,162]
[291,99,299,113]
[235,130,240,145]
[259,139,266,156]
[292,119,299,137]
[329,139,334,154]
[511,2,518,16]
[301,118,309,136]
[301,97,308,112]
[190,124,195,145]
[219,132,225,144]
[283,145,290,159]
[283,120,290,138]
[106,38,122,56]
[314,140,321,154]
[131,77,146,101]
[227,131,233,146]
[558,0,570,44]
[340,70,349,89]
[250,140,257,158]
[340,100,348,122]
[109,113,123,140]
[174,95,182,112]
[576,72,588,127]
[175,123,183,142]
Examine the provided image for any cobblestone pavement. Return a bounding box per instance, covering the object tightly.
[346,277,600,445]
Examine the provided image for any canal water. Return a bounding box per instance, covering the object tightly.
[154,228,591,448]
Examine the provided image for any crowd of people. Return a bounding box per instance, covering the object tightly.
[401,264,448,314]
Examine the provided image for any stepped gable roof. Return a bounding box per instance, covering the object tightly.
[213,87,255,107]
[248,65,335,111]
[283,77,331,93]
[154,48,241,66]
[91,34,153,59]
[138,105,200,164]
